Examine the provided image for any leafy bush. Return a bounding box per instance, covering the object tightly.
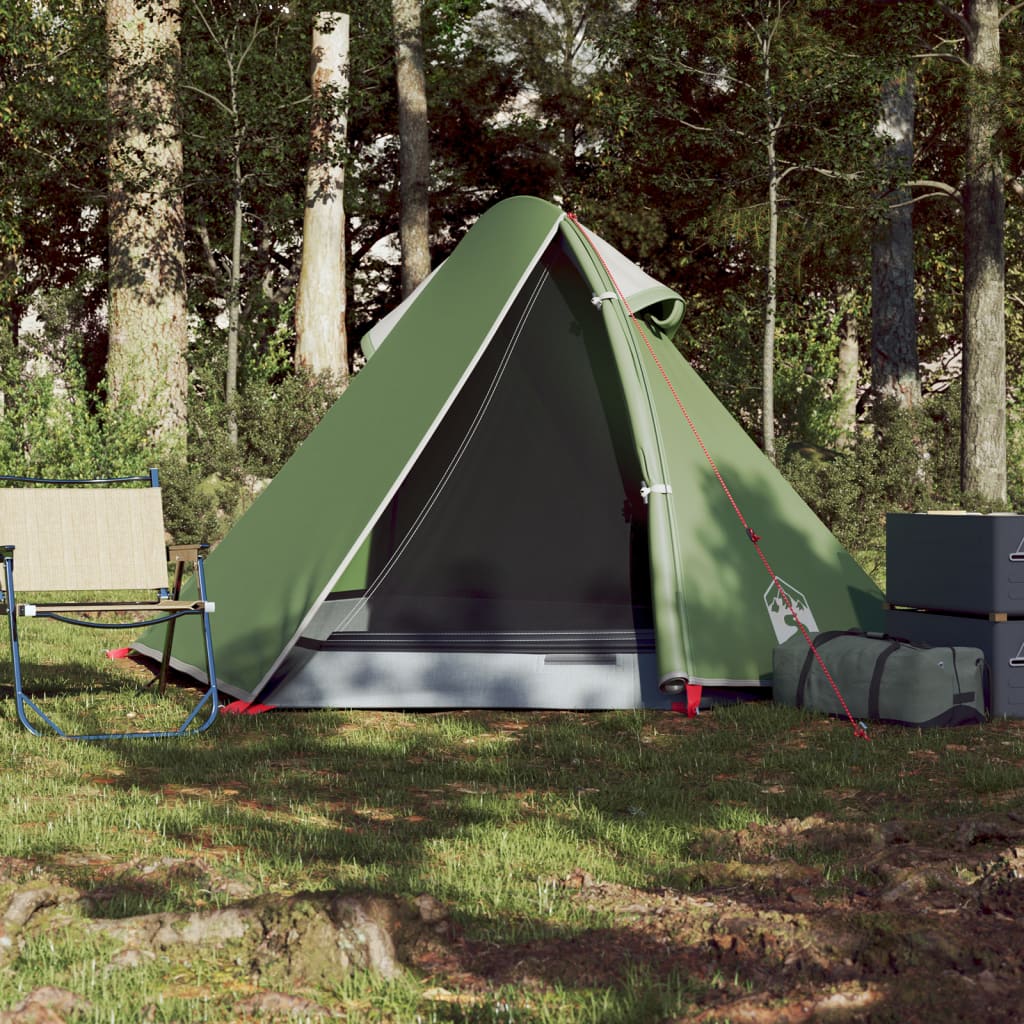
[0,338,152,480]
[234,369,345,480]
[0,331,342,544]
[157,455,223,545]
[162,360,344,542]
[780,395,966,583]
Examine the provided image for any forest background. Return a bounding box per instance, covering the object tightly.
[2,0,1023,582]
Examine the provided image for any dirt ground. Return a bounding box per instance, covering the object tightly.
[423,813,1024,1023]
[6,813,1024,1023]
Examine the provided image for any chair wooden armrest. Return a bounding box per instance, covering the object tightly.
[167,543,208,562]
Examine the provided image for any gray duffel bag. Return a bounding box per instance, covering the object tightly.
[772,630,986,727]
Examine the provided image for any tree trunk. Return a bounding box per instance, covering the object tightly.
[871,70,921,410]
[836,293,860,449]
[393,0,430,298]
[227,151,243,445]
[763,135,778,464]
[960,0,1006,501]
[295,12,350,378]
[106,0,188,453]
[755,6,782,465]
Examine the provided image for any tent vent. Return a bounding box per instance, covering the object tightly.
[544,653,618,666]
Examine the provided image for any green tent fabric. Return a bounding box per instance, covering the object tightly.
[136,196,883,709]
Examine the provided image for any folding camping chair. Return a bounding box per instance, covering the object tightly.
[0,469,219,739]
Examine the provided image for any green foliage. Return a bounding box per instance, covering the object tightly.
[0,1,107,318]
[157,454,223,547]
[676,288,763,431]
[469,0,624,207]
[780,396,963,580]
[179,0,319,364]
[773,292,867,447]
[585,0,884,291]
[0,337,152,481]
[0,315,337,544]
[677,289,866,451]
[190,361,343,482]
[176,0,536,362]
[155,359,344,542]
[2,0,1023,534]
[234,370,344,478]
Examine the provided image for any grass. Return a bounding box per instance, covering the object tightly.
[2,614,1024,1020]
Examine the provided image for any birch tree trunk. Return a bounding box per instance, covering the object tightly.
[295,12,350,378]
[870,70,921,410]
[758,5,781,466]
[393,0,430,298]
[106,0,188,452]
[960,0,1006,501]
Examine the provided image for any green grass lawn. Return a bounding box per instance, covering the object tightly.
[2,615,1023,1022]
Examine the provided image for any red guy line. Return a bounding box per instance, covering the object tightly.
[567,213,868,740]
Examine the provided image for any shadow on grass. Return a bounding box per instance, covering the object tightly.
[3,650,1018,1022]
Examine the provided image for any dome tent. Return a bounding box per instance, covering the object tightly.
[135,197,883,710]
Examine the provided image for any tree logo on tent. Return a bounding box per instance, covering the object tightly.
[764,578,819,643]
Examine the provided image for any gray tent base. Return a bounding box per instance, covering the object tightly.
[137,632,768,711]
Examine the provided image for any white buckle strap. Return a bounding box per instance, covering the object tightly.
[640,483,672,504]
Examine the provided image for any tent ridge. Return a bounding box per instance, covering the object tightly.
[560,215,697,689]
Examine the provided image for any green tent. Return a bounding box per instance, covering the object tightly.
[136,196,883,709]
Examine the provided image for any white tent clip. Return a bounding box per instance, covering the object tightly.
[640,483,673,503]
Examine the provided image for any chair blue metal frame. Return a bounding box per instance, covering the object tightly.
[0,470,218,740]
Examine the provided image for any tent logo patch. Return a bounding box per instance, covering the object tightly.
[764,578,818,643]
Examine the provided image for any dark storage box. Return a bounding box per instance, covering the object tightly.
[886,513,1024,616]
[884,607,1024,718]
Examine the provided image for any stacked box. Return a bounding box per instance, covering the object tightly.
[885,512,1024,718]
[883,608,1023,717]
[886,512,1024,615]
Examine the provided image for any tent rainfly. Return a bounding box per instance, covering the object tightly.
[135,197,883,710]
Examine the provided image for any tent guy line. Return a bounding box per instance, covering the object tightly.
[566,212,867,738]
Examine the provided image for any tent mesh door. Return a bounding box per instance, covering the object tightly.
[322,238,653,651]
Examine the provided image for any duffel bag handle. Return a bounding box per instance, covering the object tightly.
[796,630,918,713]
[796,630,849,709]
